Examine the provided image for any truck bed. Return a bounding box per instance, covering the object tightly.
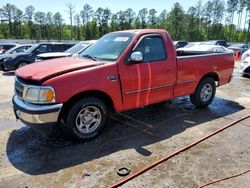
[174,51,234,97]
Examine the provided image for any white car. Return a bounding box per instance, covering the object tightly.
[240,56,250,77]
[241,49,250,60]
[177,42,202,51]
[177,44,233,53]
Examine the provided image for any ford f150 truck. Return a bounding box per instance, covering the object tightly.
[13,29,234,141]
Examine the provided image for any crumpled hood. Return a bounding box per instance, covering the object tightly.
[15,57,104,82]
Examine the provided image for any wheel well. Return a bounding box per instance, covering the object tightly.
[59,90,115,119]
[200,72,219,86]
[16,61,30,67]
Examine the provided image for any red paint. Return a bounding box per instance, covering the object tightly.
[15,29,234,112]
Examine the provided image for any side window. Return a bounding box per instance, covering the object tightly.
[134,36,166,62]
[25,46,31,50]
[63,44,72,51]
[37,44,48,53]
[51,44,62,52]
[14,46,26,53]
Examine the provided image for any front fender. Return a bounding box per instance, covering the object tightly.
[43,62,124,112]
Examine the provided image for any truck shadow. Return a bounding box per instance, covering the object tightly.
[6,96,245,175]
[2,71,15,76]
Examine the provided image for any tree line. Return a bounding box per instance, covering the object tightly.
[0,0,249,42]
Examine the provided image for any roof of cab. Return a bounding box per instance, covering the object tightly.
[111,29,167,35]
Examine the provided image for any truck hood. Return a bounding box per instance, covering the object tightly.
[15,57,104,82]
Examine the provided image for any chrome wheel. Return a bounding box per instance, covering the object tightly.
[75,106,102,134]
[200,83,213,102]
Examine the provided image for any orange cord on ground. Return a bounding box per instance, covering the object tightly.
[198,169,250,188]
[74,113,190,188]
[109,115,250,188]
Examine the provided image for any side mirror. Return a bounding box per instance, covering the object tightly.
[130,51,143,63]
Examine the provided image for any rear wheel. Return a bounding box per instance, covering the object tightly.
[190,77,216,108]
[242,73,250,78]
[62,97,108,141]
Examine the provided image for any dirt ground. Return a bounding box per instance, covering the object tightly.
[0,61,250,188]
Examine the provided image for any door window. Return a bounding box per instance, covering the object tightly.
[37,44,48,53]
[51,44,62,52]
[134,36,166,62]
[14,46,27,53]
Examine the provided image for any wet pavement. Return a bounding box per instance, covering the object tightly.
[0,61,249,188]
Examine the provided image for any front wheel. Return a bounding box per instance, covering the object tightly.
[1,64,8,72]
[62,97,108,141]
[190,77,216,108]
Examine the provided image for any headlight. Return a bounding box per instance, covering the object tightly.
[24,86,55,104]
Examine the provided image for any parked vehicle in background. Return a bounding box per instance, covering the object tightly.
[241,49,250,60]
[13,29,234,141]
[228,44,249,57]
[173,41,188,49]
[204,40,228,47]
[177,42,202,51]
[36,40,96,61]
[0,43,17,54]
[177,44,233,54]
[0,44,32,71]
[240,56,250,77]
[2,42,75,71]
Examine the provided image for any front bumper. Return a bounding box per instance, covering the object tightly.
[13,95,63,127]
[240,64,250,75]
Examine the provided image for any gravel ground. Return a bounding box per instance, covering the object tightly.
[0,61,249,188]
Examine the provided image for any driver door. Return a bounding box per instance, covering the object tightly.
[119,34,175,110]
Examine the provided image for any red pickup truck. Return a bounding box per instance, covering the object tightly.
[13,29,234,141]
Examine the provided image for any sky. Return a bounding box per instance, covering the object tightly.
[0,0,199,23]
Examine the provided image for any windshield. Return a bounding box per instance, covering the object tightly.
[80,32,134,61]
[66,42,90,54]
[4,45,28,54]
[3,46,17,54]
[26,44,38,53]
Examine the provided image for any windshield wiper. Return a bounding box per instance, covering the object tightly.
[82,54,98,61]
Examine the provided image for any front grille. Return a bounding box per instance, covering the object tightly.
[15,79,25,99]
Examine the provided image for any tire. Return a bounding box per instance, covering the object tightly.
[190,77,216,108]
[16,62,28,69]
[1,64,7,72]
[242,74,250,78]
[62,97,108,141]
